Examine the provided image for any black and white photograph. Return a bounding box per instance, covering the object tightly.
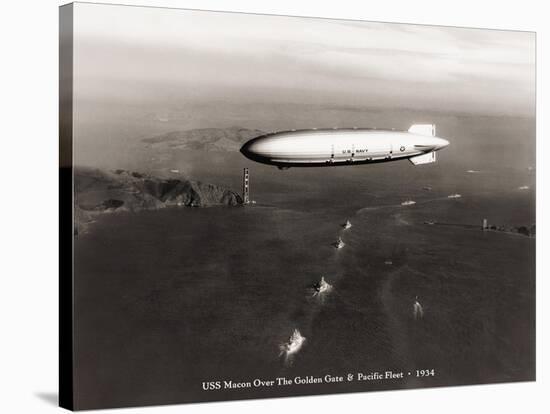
[57,2,538,410]
[4,1,549,413]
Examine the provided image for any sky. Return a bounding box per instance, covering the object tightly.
[73,2,535,118]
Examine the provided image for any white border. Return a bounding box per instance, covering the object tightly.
[0,1,546,413]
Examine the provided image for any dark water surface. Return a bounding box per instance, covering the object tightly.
[74,153,535,409]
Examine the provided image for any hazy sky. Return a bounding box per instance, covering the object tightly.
[73,2,535,118]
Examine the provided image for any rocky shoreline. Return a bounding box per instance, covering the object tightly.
[74,168,242,234]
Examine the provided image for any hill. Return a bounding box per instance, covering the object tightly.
[141,126,264,151]
[74,168,242,234]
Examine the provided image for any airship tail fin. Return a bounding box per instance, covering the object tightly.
[408,124,436,137]
[409,151,437,165]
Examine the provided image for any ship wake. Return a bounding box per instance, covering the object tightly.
[279,329,306,366]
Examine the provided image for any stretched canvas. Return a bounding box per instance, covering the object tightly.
[60,2,536,410]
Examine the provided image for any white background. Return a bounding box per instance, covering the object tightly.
[0,0,547,412]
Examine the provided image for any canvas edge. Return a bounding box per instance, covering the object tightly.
[59,2,75,411]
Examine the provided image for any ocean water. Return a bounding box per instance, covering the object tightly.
[73,150,535,409]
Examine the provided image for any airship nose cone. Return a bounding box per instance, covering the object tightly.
[240,137,264,161]
[240,139,254,156]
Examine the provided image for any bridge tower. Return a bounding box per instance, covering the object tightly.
[242,168,250,205]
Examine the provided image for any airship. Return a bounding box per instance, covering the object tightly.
[240,124,449,169]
